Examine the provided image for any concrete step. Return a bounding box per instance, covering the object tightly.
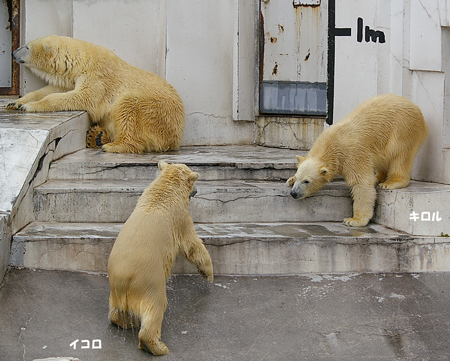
[45,146,450,236]
[33,179,352,223]
[11,221,448,274]
[48,146,304,181]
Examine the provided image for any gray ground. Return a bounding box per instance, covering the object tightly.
[1,268,450,361]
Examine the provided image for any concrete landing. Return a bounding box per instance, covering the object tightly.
[1,268,450,361]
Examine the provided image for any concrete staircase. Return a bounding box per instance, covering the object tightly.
[11,145,450,274]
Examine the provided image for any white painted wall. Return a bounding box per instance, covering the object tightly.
[334,0,384,122]
[73,0,167,78]
[167,1,238,145]
[19,0,255,146]
[333,0,450,184]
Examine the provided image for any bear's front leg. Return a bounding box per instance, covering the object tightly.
[6,85,68,110]
[182,235,214,282]
[344,183,377,227]
[16,90,88,113]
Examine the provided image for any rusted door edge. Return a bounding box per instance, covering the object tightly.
[0,0,20,96]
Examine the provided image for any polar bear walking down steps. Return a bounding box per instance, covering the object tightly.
[7,35,185,154]
[287,94,428,227]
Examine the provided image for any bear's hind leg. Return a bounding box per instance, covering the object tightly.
[378,156,413,190]
[375,169,387,184]
[109,307,140,329]
[138,301,169,355]
[102,95,148,154]
[102,140,145,154]
[109,292,140,329]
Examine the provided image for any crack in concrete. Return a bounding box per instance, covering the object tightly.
[187,112,228,120]
[195,194,287,204]
[417,0,438,23]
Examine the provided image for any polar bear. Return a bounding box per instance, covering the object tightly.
[287,94,428,227]
[7,35,185,153]
[108,161,213,355]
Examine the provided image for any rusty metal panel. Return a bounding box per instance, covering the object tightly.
[260,0,327,84]
[259,0,327,115]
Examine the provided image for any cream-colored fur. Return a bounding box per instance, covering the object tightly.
[287,94,428,227]
[7,35,185,153]
[108,161,213,355]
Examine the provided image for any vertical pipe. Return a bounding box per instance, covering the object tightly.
[326,0,335,125]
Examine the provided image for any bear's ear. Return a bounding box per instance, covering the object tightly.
[320,167,328,175]
[189,172,199,182]
[42,42,51,52]
[296,155,307,165]
[158,161,168,171]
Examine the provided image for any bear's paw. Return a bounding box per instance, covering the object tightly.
[343,217,370,227]
[86,126,111,149]
[139,338,169,356]
[286,176,296,186]
[5,101,23,110]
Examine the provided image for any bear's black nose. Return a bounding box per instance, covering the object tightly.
[290,190,299,199]
[12,49,24,64]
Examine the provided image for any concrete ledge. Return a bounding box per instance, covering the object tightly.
[0,213,11,281]
[375,181,450,236]
[0,99,89,282]
[255,116,325,150]
[12,221,450,274]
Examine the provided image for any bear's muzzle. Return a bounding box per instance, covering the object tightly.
[189,186,197,198]
[290,189,303,199]
[12,45,29,64]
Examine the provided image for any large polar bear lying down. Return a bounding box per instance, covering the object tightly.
[287,94,428,227]
[7,35,185,153]
[108,161,213,355]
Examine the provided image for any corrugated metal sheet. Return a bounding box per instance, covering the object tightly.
[260,80,326,115]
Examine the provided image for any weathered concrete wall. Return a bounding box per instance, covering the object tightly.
[0,99,89,283]
[17,0,450,183]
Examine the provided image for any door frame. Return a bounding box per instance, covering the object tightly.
[255,0,337,125]
[0,0,20,96]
